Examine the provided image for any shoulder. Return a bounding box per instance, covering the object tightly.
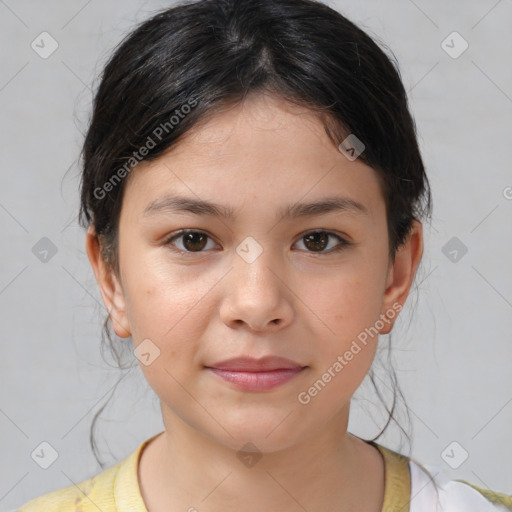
[14,434,157,512]
[15,461,121,511]
[408,458,512,512]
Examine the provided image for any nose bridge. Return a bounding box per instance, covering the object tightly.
[236,234,268,267]
[233,234,281,293]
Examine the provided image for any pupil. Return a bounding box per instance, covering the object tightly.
[304,232,328,251]
[184,232,207,251]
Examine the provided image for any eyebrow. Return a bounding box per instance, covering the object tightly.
[142,195,368,220]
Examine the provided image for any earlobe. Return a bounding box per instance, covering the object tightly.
[85,226,131,338]
[379,220,424,335]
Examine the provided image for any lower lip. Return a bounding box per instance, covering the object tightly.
[206,367,305,391]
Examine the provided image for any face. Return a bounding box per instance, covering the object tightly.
[87,93,422,454]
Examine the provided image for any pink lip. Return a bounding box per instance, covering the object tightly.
[205,356,307,392]
[207,355,305,372]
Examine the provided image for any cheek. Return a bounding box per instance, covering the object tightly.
[127,274,208,404]
[299,278,382,414]
[320,268,386,335]
[122,251,205,337]
[311,265,387,379]
[129,283,208,352]
[123,258,226,384]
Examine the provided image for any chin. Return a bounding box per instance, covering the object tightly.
[207,410,306,453]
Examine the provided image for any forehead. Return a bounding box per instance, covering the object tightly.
[121,93,385,222]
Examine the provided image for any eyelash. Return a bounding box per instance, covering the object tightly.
[163,229,352,256]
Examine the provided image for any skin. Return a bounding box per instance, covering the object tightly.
[86,92,423,512]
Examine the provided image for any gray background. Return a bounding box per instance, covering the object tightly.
[1,0,511,509]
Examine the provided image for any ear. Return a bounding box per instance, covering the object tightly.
[85,226,131,338]
[379,220,423,334]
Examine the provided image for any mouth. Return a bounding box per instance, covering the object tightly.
[204,355,308,392]
[205,367,306,391]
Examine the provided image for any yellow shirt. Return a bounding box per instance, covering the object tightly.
[15,435,512,512]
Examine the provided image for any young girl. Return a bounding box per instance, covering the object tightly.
[16,0,511,510]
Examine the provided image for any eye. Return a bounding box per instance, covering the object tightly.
[164,229,351,255]
[294,230,351,254]
[164,230,219,253]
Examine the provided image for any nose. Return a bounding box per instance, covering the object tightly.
[219,244,294,333]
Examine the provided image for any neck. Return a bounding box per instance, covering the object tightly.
[138,404,385,512]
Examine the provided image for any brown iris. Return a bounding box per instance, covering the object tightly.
[303,232,329,252]
[182,232,208,251]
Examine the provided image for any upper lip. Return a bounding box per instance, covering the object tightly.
[206,356,306,372]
